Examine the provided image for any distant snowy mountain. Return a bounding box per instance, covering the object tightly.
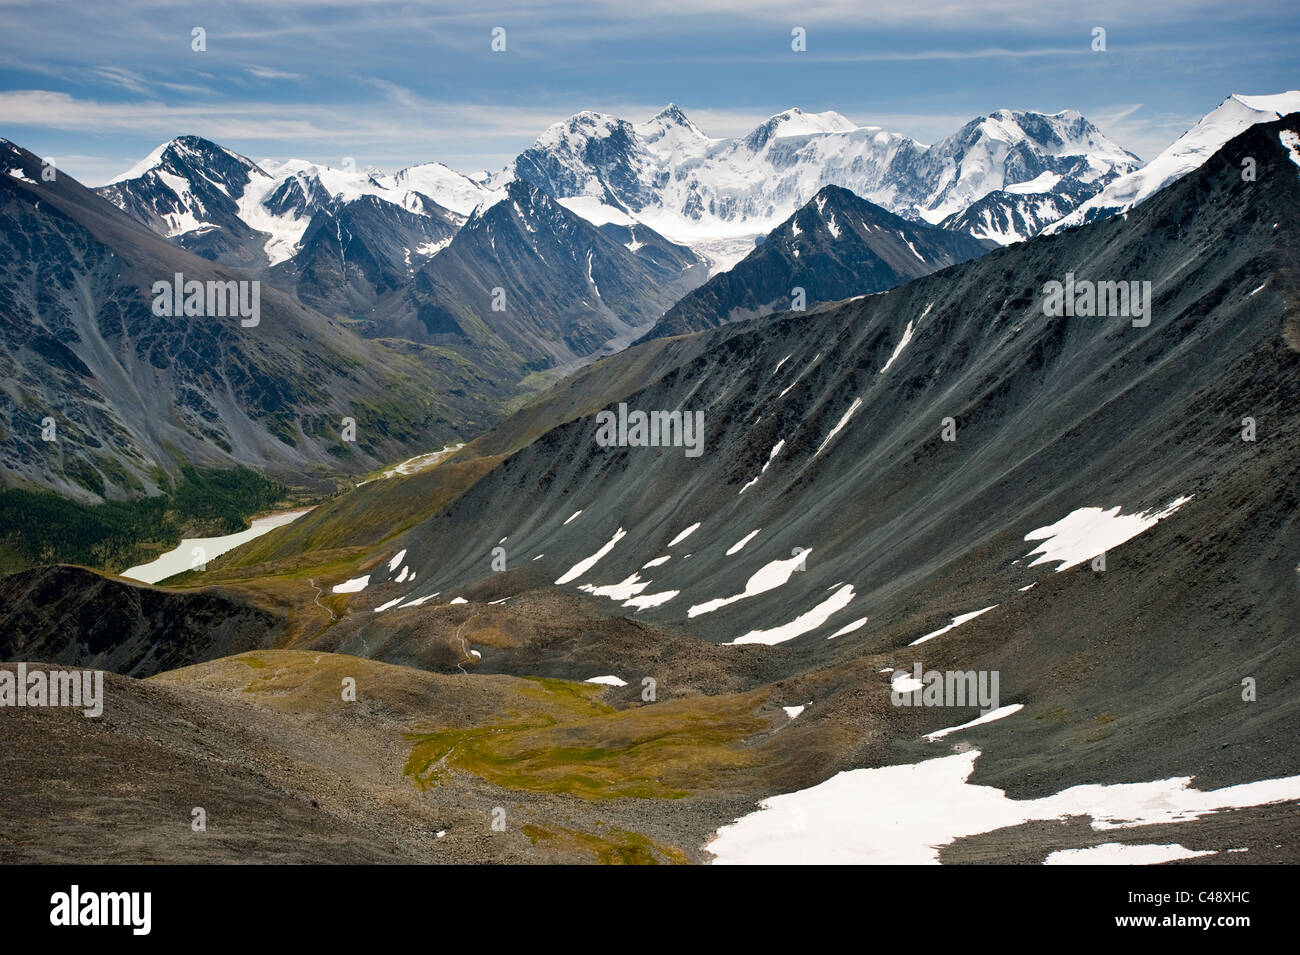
[99,138,494,272]
[390,162,498,217]
[501,104,1140,268]
[938,174,1097,245]
[911,109,1138,224]
[100,105,1138,281]
[97,136,280,270]
[111,95,1283,325]
[1046,91,1300,233]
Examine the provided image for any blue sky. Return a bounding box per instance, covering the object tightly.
[1,0,1296,185]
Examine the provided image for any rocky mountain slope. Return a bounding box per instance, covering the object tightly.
[248,115,1300,857]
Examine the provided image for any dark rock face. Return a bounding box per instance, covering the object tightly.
[267,193,461,318]
[0,565,281,677]
[939,176,1098,244]
[96,136,271,272]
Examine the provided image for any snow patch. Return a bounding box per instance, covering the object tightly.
[828,617,868,639]
[708,748,1300,864]
[623,589,679,610]
[579,573,651,601]
[1023,496,1192,572]
[891,669,924,694]
[332,575,370,594]
[556,527,626,584]
[923,703,1023,741]
[1045,843,1217,865]
[813,397,863,457]
[909,605,999,646]
[689,548,812,617]
[880,321,915,373]
[728,584,856,646]
[1280,129,1300,171]
[726,529,761,555]
[667,522,700,546]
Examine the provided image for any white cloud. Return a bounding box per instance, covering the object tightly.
[246,65,305,81]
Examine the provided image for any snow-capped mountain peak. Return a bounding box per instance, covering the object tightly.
[742,108,858,151]
[534,110,630,151]
[635,103,712,158]
[102,135,266,188]
[100,141,491,267]
[96,135,269,241]
[504,109,659,211]
[911,109,1141,224]
[498,102,1142,268]
[1046,89,1300,233]
[390,161,494,216]
[766,107,857,137]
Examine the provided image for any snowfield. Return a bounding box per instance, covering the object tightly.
[708,749,1300,864]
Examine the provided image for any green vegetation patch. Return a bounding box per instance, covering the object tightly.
[520,824,689,864]
[404,678,770,800]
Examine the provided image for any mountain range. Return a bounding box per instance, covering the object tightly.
[501,104,1140,264]
[3,90,1292,509]
[5,108,1296,864]
[95,102,1139,292]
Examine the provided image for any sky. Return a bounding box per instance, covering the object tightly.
[0,0,1297,186]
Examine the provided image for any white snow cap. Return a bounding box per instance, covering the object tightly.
[1049,91,1300,233]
